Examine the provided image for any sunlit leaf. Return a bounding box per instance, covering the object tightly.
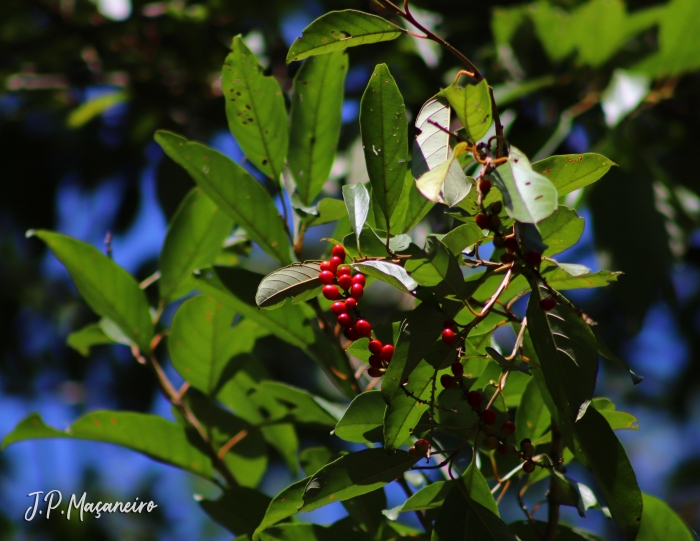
[289,51,348,205]
[638,493,695,541]
[532,153,615,196]
[29,230,154,354]
[334,391,385,444]
[286,10,404,63]
[155,131,292,265]
[416,142,472,207]
[351,260,418,292]
[222,36,288,181]
[438,75,492,143]
[342,183,371,254]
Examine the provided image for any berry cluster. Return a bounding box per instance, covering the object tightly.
[475,201,503,232]
[407,438,431,458]
[440,359,464,389]
[318,245,395,378]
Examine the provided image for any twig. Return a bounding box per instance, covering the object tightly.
[545,420,564,541]
[402,383,457,413]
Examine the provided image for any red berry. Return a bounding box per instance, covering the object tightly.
[539,297,556,311]
[337,265,351,276]
[322,285,340,300]
[369,340,383,355]
[350,283,364,299]
[504,237,519,252]
[352,273,366,286]
[381,344,394,361]
[497,443,509,456]
[330,256,342,272]
[414,439,430,454]
[490,215,502,230]
[369,354,384,368]
[330,302,347,316]
[367,367,383,378]
[500,253,515,264]
[523,461,536,474]
[442,328,456,344]
[440,374,455,389]
[467,391,483,408]
[337,313,355,328]
[476,213,490,230]
[443,319,458,332]
[482,409,496,425]
[319,270,336,285]
[320,261,333,272]
[501,421,516,436]
[526,251,542,266]
[345,297,357,310]
[356,319,371,338]
[332,245,346,262]
[479,178,492,197]
[337,274,353,290]
[344,327,360,341]
[451,362,464,377]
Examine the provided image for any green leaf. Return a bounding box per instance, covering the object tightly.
[29,230,154,354]
[195,266,358,399]
[159,187,233,302]
[360,64,408,230]
[529,207,584,257]
[257,519,373,541]
[540,266,622,291]
[384,480,454,519]
[351,260,418,292]
[289,51,348,205]
[596,333,644,385]
[341,489,387,538]
[591,398,639,430]
[438,76,492,143]
[66,91,128,128]
[2,411,213,479]
[169,295,259,395]
[258,381,340,427]
[526,280,598,421]
[405,238,468,300]
[186,393,267,487]
[304,198,348,228]
[195,266,314,348]
[254,477,310,539]
[439,223,484,255]
[66,322,117,356]
[416,142,471,207]
[286,10,404,63]
[492,146,558,224]
[300,446,336,476]
[199,488,272,537]
[255,262,322,309]
[515,377,551,445]
[300,449,418,511]
[155,131,292,265]
[532,153,615,196]
[222,36,288,181]
[403,173,435,232]
[334,391,385,444]
[638,493,695,541]
[571,407,643,541]
[342,183,371,255]
[509,520,606,541]
[432,463,516,541]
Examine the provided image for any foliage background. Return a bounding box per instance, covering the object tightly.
[1,0,700,539]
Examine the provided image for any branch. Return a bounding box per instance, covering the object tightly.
[545,420,564,541]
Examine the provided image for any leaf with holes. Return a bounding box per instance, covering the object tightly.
[29,230,154,354]
[532,153,615,196]
[155,131,292,265]
[360,64,408,230]
[255,262,323,309]
[286,10,404,63]
[438,76,492,143]
[351,260,418,292]
[492,146,558,224]
[289,51,348,205]
[526,279,598,421]
[1,411,214,480]
[222,36,288,181]
[159,187,233,302]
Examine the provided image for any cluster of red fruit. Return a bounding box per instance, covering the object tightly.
[475,200,503,232]
[318,245,395,378]
[407,438,431,458]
